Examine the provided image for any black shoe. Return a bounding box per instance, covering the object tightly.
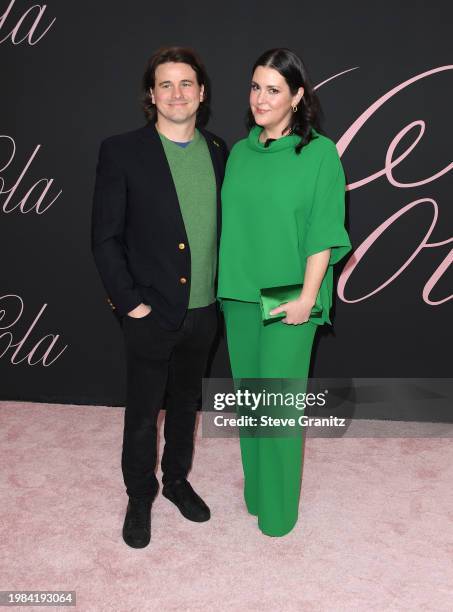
[162,479,210,522]
[122,496,152,548]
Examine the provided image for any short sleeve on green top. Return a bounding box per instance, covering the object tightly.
[159,129,217,309]
[217,126,352,325]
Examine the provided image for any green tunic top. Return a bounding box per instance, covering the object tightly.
[159,129,217,309]
[217,126,352,325]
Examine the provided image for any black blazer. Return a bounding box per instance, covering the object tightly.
[91,122,228,329]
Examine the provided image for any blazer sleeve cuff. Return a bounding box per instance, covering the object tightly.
[111,291,143,317]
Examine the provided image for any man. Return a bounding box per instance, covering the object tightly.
[91,47,228,548]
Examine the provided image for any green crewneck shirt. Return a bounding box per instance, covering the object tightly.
[159,128,217,309]
[217,126,352,325]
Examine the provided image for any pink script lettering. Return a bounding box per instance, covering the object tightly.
[0,0,55,46]
[317,66,453,306]
[0,135,62,214]
[0,294,68,366]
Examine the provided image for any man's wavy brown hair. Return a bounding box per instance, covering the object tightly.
[142,46,211,126]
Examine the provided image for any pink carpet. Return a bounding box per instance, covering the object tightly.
[1,401,452,611]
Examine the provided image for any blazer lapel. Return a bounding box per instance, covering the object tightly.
[137,122,188,239]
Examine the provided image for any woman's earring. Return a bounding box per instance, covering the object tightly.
[291,105,298,113]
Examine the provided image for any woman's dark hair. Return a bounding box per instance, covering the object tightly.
[247,48,323,154]
[142,46,211,126]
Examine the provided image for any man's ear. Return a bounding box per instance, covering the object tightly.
[200,84,205,102]
[150,87,155,104]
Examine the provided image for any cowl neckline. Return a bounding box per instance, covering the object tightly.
[246,125,301,153]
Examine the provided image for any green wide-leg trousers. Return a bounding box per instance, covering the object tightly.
[222,299,317,537]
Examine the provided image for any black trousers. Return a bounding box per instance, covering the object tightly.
[120,302,217,500]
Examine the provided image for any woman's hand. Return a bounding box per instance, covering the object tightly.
[269,295,315,325]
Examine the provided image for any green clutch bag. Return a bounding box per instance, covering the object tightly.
[259,284,323,322]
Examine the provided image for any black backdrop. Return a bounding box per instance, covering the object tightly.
[1,0,452,407]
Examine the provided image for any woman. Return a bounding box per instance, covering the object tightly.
[217,48,352,537]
